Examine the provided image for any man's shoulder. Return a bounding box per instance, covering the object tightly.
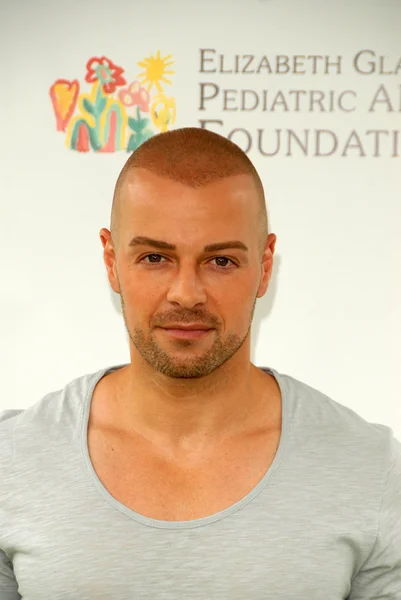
[270,366,397,460]
[0,365,114,460]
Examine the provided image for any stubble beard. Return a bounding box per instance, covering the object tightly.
[119,293,257,379]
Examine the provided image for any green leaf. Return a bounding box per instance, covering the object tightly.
[128,114,151,134]
[128,117,139,132]
[82,99,94,115]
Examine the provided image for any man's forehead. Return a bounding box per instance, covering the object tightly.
[115,169,261,238]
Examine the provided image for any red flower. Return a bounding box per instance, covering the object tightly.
[85,56,126,94]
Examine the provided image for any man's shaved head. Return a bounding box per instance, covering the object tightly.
[110,127,268,257]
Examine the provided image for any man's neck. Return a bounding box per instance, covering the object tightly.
[94,361,280,454]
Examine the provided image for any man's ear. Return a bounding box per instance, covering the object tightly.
[256,233,276,298]
[99,228,121,294]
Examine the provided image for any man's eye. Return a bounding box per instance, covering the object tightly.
[213,256,234,268]
[141,254,165,264]
[140,254,235,269]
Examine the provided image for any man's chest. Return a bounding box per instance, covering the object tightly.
[87,424,281,521]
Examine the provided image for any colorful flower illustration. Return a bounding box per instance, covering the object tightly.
[150,93,176,133]
[118,81,150,112]
[49,51,176,153]
[127,106,153,152]
[85,56,126,94]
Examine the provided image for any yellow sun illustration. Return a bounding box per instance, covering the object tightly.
[137,50,175,93]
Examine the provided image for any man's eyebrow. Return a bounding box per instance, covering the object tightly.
[128,236,249,253]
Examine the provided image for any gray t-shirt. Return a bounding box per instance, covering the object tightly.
[0,364,400,599]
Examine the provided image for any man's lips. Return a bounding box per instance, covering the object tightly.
[159,327,212,339]
[161,324,211,330]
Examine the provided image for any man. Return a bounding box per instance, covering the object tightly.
[0,127,400,599]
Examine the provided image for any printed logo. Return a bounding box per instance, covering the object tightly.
[49,51,176,152]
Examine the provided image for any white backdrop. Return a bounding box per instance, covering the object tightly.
[1,0,400,440]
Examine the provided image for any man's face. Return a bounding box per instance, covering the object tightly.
[102,168,275,379]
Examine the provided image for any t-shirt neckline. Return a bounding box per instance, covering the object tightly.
[80,363,290,530]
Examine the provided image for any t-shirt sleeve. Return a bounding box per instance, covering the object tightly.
[0,548,21,599]
[0,409,24,599]
[348,433,401,599]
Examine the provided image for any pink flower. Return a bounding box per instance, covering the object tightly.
[118,81,150,112]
